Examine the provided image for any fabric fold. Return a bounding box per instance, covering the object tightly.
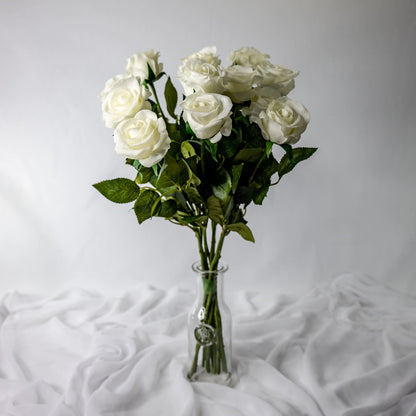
[1,275,415,415]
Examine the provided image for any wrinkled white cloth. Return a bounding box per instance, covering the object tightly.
[1,274,416,416]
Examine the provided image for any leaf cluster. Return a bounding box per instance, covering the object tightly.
[93,74,317,243]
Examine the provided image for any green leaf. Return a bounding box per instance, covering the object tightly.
[266,141,274,157]
[158,199,177,218]
[150,100,159,113]
[184,155,199,175]
[186,122,195,136]
[212,169,232,201]
[234,148,265,163]
[179,116,188,139]
[156,163,176,189]
[253,182,270,205]
[156,154,191,190]
[253,155,279,184]
[243,123,266,148]
[155,71,166,82]
[206,141,218,162]
[133,189,160,224]
[146,63,156,83]
[166,141,181,158]
[181,158,201,186]
[166,123,181,142]
[217,128,242,158]
[180,215,208,226]
[280,143,293,159]
[178,159,192,187]
[135,165,154,184]
[223,196,234,223]
[164,76,178,119]
[207,195,224,225]
[229,208,247,225]
[181,141,196,158]
[93,178,140,204]
[231,164,243,194]
[226,222,255,243]
[278,147,318,178]
[173,191,188,210]
[234,186,254,206]
[185,186,202,205]
[125,159,141,170]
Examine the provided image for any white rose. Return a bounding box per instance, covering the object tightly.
[223,65,257,103]
[114,110,171,167]
[181,92,233,143]
[229,46,270,67]
[101,74,151,128]
[177,58,225,96]
[99,74,125,99]
[257,62,299,84]
[126,50,163,81]
[184,46,221,66]
[268,79,295,96]
[257,62,299,95]
[257,97,310,145]
[241,86,282,123]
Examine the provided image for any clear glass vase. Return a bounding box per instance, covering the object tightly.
[187,262,232,385]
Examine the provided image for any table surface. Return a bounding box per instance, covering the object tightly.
[1,273,416,416]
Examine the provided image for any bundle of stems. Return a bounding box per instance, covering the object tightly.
[187,223,229,379]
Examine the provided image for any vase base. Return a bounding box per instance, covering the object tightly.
[187,369,233,386]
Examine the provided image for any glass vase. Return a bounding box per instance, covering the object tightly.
[187,262,232,385]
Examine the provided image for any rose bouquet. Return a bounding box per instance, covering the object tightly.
[94,46,316,382]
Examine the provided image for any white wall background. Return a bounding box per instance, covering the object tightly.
[1,0,415,298]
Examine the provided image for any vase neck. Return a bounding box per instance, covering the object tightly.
[192,263,227,299]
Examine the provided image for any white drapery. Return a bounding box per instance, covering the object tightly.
[1,274,416,416]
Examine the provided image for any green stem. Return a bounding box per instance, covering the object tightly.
[205,346,211,373]
[209,221,217,266]
[188,279,229,379]
[270,176,281,186]
[215,301,228,372]
[213,346,219,374]
[167,218,195,231]
[201,140,206,178]
[210,227,227,271]
[187,343,201,379]
[188,221,229,380]
[149,82,168,125]
[203,228,210,262]
[249,153,266,184]
[196,230,208,270]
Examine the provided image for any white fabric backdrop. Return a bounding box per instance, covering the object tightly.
[0,0,416,296]
[1,274,416,415]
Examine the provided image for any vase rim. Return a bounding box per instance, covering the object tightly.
[192,262,228,274]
